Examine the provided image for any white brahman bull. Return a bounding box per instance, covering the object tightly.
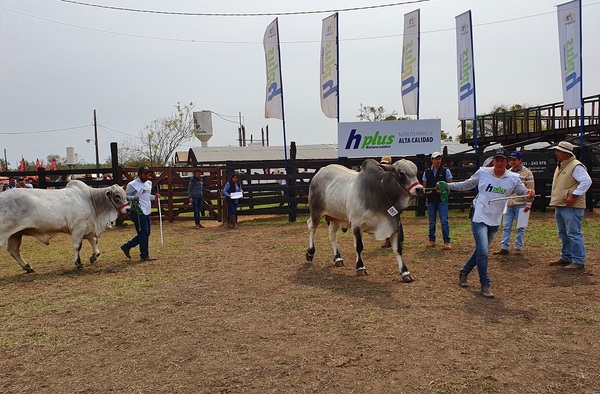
[306,158,424,282]
[0,180,130,273]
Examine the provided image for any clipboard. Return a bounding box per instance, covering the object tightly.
[230,191,243,200]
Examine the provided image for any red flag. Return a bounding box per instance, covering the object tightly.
[51,157,58,171]
[19,156,26,172]
[35,159,41,169]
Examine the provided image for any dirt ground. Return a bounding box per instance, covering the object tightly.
[1,211,599,394]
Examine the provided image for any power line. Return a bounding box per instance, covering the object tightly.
[97,124,139,138]
[58,0,431,16]
[211,112,242,125]
[0,125,91,135]
[3,2,599,44]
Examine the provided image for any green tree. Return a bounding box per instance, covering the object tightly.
[357,103,399,122]
[121,102,197,166]
[441,130,453,142]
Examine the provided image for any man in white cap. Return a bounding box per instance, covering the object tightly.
[422,151,453,249]
[548,141,592,270]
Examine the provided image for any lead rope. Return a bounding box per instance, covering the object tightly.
[130,199,143,232]
[425,181,450,202]
[380,178,397,208]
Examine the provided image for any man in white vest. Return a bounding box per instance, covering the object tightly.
[548,141,592,270]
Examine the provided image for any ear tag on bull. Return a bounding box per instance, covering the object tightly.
[387,206,399,217]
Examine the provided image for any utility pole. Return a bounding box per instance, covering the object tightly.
[93,109,100,169]
[148,134,152,166]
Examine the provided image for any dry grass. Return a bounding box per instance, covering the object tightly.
[1,210,599,393]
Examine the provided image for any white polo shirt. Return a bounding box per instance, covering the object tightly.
[126,178,155,215]
[447,167,528,226]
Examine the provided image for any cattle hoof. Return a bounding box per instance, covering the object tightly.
[356,268,368,276]
[90,256,97,264]
[334,258,344,267]
[402,273,414,283]
[306,252,314,262]
[24,265,35,273]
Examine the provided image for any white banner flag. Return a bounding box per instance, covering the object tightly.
[557,0,582,110]
[401,9,420,116]
[455,11,475,120]
[264,18,283,119]
[320,13,339,119]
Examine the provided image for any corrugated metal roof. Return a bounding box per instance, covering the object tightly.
[174,151,188,164]
[186,144,339,164]
[180,140,552,165]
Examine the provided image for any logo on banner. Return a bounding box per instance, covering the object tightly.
[266,48,281,101]
[407,15,417,27]
[401,41,418,96]
[321,42,337,99]
[563,12,576,24]
[459,49,473,101]
[344,129,394,150]
[563,38,580,91]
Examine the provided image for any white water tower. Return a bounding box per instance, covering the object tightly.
[66,147,76,168]
[193,110,213,147]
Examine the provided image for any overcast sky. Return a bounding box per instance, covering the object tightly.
[1,0,598,167]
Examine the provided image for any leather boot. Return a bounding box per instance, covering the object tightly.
[227,216,234,228]
[481,286,494,298]
[232,215,238,229]
[459,272,468,287]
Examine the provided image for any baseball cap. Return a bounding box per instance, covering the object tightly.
[431,151,442,159]
[492,148,509,159]
[509,151,523,160]
[555,141,574,155]
[380,156,392,164]
[138,166,151,174]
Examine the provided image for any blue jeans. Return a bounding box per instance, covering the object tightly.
[227,200,239,217]
[461,221,499,287]
[427,201,450,243]
[501,204,526,251]
[191,197,203,225]
[555,207,586,265]
[126,212,151,259]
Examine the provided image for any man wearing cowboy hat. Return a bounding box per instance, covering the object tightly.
[548,141,592,270]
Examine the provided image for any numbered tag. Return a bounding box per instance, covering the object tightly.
[387,206,399,217]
